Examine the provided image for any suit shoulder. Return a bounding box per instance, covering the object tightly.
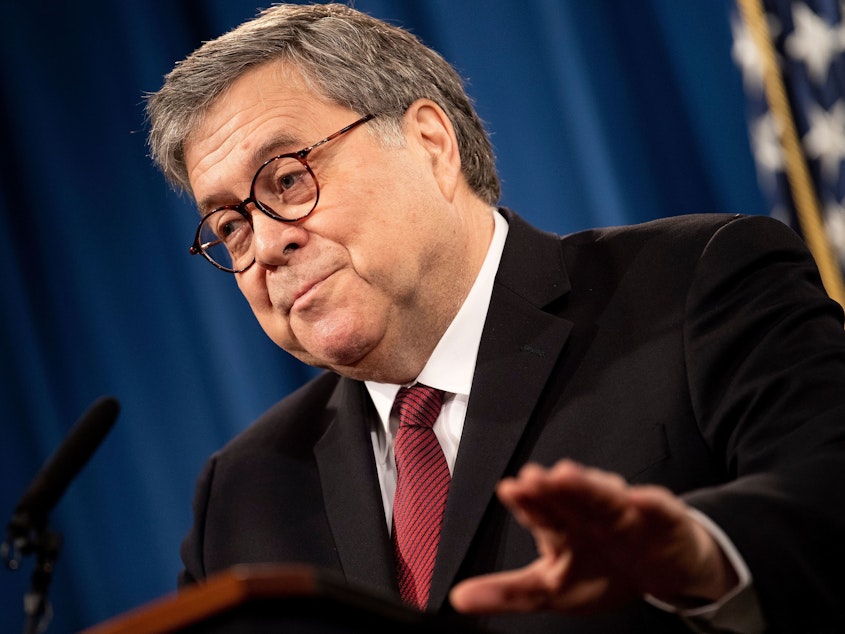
[216,371,343,459]
[562,213,803,262]
[558,214,734,274]
[563,213,747,245]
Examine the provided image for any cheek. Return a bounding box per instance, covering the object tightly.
[346,240,417,303]
[235,272,269,311]
[235,273,288,338]
[341,207,433,281]
[357,223,440,298]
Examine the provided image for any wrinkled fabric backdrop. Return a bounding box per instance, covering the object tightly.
[0,1,764,631]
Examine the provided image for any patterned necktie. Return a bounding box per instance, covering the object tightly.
[391,384,449,609]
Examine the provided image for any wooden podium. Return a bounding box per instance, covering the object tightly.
[79,564,487,633]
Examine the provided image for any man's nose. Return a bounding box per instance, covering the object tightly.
[251,212,308,266]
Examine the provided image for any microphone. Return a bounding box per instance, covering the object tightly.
[4,395,120,559]
[2,395,119,634]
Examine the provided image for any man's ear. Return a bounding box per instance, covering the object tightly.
[403,99,462,201]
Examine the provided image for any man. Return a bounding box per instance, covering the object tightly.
[146,4,845,633]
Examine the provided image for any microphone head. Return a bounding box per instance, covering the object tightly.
[13,395,120,525]
[3,395,119,569]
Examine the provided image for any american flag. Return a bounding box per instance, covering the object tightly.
[732,0,845,307]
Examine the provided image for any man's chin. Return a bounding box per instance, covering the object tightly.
[279,317,388,378]
[286,340,375,377]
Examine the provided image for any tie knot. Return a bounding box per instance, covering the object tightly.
[395,384,444,430]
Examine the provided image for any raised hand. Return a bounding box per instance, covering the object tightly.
[449,460,737,615]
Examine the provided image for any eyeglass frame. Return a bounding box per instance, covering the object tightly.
[189,113,377,273]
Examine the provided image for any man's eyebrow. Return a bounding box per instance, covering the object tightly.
[251,132,303,166]
[195,194,226,217]
[193,132,305,216]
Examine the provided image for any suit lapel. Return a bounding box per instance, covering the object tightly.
[429,210,574,608]
[314,377,397,596]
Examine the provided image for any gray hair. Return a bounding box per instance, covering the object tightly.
[145,3,500,204]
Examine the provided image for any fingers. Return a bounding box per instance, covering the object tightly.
[449,563,559,614]
[450,560,625,616]
[496,460,637,536]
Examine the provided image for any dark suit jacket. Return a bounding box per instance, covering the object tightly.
[180,210,845,633]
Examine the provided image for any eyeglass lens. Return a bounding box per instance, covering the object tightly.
[197,157,318,271]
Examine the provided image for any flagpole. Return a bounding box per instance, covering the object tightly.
[735,0,845,309]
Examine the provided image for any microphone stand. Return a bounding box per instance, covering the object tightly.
[2,511,62,634]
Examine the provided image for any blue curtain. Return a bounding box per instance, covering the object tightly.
[0,1,763,631]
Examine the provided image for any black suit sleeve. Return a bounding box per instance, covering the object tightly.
[681,215,845,632]
[178,452,217,585]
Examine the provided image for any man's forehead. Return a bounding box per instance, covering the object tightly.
[188,63,346,154]
[185,71,356,212]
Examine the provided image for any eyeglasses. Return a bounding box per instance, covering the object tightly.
[189,113,377,273]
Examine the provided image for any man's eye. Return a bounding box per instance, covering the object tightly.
[219,218,241,238]
[275,169,308,193]
[278,172,300,190]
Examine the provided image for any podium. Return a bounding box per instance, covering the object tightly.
[79,564,488,633]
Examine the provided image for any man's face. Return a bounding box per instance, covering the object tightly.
[184,62,482,382]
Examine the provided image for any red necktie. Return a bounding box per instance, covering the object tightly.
[391,384,449,609]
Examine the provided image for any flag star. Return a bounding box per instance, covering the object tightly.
[824,200,845,265]
[784,2,845,84]
[802,100,845,181]
[751,111,785,175]
[732,11,784,91]
[731,14,765,91]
